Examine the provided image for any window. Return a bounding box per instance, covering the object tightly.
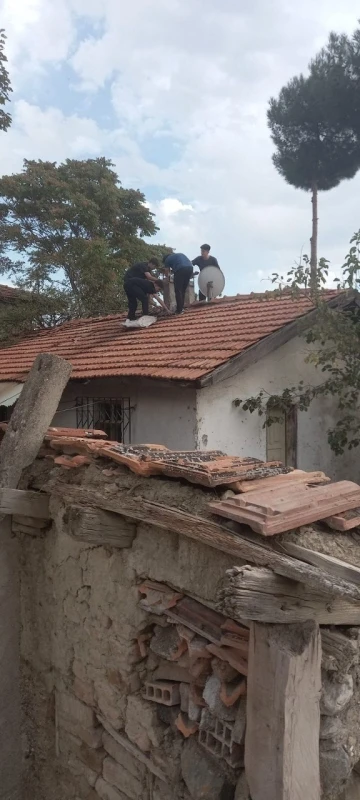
[76,397,132,443]
[266,405,297,467]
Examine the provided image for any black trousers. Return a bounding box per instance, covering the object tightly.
[174,267,193,313]
[124,278,152,320]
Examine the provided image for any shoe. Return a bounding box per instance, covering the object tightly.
[176,309,185,315]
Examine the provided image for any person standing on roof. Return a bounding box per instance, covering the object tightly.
[192,244,220,301]
[162,252,193,315]
[123,258,169,320]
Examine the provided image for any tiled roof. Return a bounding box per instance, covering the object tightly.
[0,284,23,302]
[0,290,340,383]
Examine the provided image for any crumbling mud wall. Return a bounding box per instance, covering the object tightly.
[18,460,360,800]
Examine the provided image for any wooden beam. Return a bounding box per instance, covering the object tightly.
[0,488,49,519]
[245,621,321,800]
[66,505,136,548]
[220,565,360,624]
[321,629,358,675]
[49,485,360,602]
[0,353,72,489]
[278,541,360,587]
[0,353,71,800]
[199,290,357,388]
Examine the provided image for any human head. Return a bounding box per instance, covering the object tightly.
[201,243,211,258]
[148,257,159,269]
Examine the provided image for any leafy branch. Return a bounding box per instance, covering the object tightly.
[233,232,360,455]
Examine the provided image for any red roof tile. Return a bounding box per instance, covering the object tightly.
[0,284,23,302]
[0,290,340,383]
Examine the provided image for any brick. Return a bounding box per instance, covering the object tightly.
[167,597,225,644]
[220,679,246,708]
[176,625,196,644]
[180,683,190,713]
[206,644,248,676]
[138,580,183,614]
[74,677,95,707]
[203,675,237,722]
[190,684,206,709]
[95,777,129,800]
[181,738,235,800]
[143,681,180,706]
[189,658,212,686]
[57,714,103,749]
[188,636,212,660]
[198,716,243,768]
[232,697,247,745]
[153,660,192,684]
[137,632,152,658]
[175,712,198,738]
[56,690,96,729]
[102,732,146,781]
[211,657,239,683]
[150,626,187,661]
[102,757,143,800]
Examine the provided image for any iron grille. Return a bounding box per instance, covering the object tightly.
[75,397,132,443]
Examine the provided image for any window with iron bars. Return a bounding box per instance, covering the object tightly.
[76,397,132,443]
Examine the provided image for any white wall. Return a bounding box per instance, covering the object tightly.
[52,377,197,451]
[196,335,360,482]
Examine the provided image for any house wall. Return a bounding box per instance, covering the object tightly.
[53,377,197,451]
[196,335,360,482]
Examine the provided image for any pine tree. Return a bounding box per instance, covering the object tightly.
[0,29,12,132]
[268,71,360,287]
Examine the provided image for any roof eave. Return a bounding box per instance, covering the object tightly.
[197,289,359,389]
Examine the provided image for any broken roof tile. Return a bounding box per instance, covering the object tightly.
[0,290,340,383]
[209,481,360,536]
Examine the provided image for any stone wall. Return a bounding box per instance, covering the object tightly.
[17,466,360,800]
[19,488,246,800]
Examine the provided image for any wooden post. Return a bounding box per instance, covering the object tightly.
[245,621,321,800]
[0,353,71,800]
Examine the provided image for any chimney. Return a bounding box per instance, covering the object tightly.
[163,277,196,312]
[164,275,196,311]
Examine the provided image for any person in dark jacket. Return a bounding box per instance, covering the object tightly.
[124,276,168,320]
[163,253,193,314]
[192,244,220,301]
[123,257,159,282]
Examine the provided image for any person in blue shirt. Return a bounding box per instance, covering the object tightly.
[163,253,193,314]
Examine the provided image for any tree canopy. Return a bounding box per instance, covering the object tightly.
[0,29,11,133]
[234,234,360,456]
[268,56,360,283]
[0,157,171,337]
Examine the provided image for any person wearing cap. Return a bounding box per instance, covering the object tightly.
[192,244,220,301]
[162,252,193,315]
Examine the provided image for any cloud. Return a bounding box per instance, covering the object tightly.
[1,0,360,293]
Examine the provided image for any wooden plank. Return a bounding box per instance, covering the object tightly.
[0,488,49,519]
[220,565,360,624]
[48,484,360,602]
[0,353,71,800]
[245,621,321,800]
[321,629,358,674]
[279,541,360,587]
[67,505,136,548]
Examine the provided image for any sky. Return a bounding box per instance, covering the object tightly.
[1,0,360,295]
